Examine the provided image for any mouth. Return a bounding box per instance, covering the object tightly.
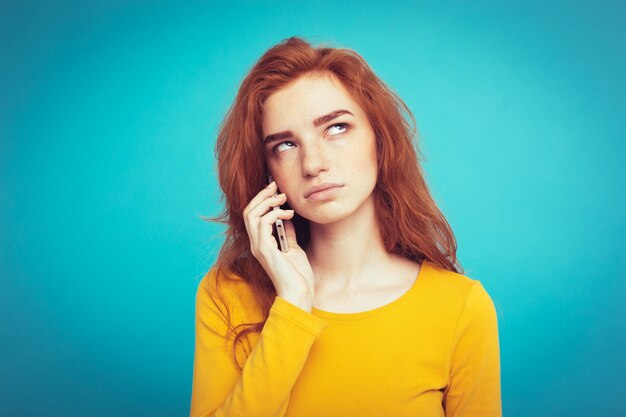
[305,184,344,201]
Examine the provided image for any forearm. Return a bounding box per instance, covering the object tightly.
[191,294,326,417]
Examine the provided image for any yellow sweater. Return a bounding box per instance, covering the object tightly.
[190,260,502,417]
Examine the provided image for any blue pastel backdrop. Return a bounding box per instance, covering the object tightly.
[1,1,624,416]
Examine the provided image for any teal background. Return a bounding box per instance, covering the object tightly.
[1,0,624,416]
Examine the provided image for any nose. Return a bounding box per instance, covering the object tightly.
[300,140,328,178]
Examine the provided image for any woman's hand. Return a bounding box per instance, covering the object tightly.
[243,181,315,311]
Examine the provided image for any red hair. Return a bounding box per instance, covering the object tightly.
[203,36,463,371]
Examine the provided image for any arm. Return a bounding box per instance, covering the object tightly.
[443,281,502,417]
[189,270,328,417]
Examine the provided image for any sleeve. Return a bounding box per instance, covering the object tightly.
[189,271,329,417]
[443,280,502,417]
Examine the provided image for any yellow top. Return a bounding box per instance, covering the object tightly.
[190,260,502,417]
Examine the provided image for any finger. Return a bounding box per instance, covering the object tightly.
[244,181,278,216]
[247,193,288,219]
[282,218,299,248]
[244,193,287,249]
[259,208,295,227]
[257,209,295,248]
[244,191,286,241]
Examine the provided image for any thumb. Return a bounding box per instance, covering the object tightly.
[283,218,299,248]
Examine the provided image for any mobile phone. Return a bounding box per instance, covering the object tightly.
[268,174,289,252]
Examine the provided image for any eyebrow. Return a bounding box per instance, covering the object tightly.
[263,109,355,146]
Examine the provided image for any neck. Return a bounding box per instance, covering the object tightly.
[305,196,391,292]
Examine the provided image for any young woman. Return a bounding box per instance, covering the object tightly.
[190,36,501,417]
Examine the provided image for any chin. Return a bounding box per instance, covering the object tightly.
[306,214,345,225]
[297,203,359,225]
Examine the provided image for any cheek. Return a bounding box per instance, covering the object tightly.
[269,163,299,196]
[353,138,378,173]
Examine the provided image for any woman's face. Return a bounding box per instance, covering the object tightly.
[261,72,378,224]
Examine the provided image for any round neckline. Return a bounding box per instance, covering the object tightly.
[311,260,429,321]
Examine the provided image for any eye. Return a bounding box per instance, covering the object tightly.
[327,123,349,135]
[273,141,296,153]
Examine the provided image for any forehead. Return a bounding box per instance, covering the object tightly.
[261,73,362,133]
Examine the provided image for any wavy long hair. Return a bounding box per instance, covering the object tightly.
[204,36,463,371]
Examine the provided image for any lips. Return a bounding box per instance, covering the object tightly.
[304,183,344,199]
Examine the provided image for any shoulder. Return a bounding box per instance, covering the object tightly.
[197,264,249,298]
[420,261,497,319]
[421,261,478,297]
[196,264,262,322]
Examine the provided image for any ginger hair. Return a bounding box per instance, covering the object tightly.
[203,36,463,371]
